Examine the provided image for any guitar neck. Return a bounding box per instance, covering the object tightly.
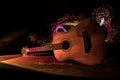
[26,43,63,53]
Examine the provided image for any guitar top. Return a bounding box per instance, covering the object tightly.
[52,18,106,65]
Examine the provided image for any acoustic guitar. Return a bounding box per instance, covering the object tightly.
[21,18,106,65]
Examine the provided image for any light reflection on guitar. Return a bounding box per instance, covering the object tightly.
[21,18,106,65]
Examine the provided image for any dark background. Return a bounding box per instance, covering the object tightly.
[0,0,120,80]
[0,0,120,56]
[1,0,120,34]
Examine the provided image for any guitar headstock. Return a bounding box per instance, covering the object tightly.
[21,46,29,56]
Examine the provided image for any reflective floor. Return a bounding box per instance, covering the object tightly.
[0,54,120,80]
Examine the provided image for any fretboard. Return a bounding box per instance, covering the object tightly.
[26,43,63,53]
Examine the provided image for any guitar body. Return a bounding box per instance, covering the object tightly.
[52,18,106,65]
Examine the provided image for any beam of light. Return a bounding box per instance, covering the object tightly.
[55,25,67,32]
[52,25,67,36]
[0,54,21,61]
[104,21,112,41]
[51,22,79,37]
[100,17,112,42]
[64,22,78,26]
[0,28,29,42]
[100,17,104,27]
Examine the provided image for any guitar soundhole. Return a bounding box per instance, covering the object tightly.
[62,41,70,49]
